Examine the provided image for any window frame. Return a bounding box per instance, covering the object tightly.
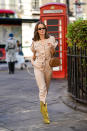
[32,0,39,10]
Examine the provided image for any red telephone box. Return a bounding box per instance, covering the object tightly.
[40,3,67,78]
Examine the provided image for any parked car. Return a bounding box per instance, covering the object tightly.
[0,45,6,62]
[0,9,17,18]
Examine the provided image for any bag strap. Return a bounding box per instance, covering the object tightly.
[50,46,56,57]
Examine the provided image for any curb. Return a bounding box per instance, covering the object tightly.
[61,92,87,113]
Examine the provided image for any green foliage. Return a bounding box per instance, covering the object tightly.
[66,19,87,47]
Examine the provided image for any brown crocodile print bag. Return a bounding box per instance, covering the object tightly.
[49,46,60,67]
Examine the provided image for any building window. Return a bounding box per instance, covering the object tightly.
[60,0,64,3]
[18,0,22,10]
[9,0,15,8]
[56,0,60,2]
[32,0,39,10]
[0,0,5,8]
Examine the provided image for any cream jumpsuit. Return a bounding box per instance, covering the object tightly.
[31,36,57,104]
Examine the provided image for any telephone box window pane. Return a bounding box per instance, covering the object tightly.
[47,19,58,25]
[48,26,58,31]
[55,45,59,51]
[54,52,59,57]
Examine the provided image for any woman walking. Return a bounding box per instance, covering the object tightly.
[5,33,17,74]
[31,21,57,124]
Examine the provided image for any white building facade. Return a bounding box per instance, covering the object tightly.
[0,0,87,19]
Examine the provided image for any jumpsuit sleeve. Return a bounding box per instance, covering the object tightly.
[30,41,36,62]
[50,36,58,48]
[31,41,35,53]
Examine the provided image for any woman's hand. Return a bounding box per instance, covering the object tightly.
[32,54,36,61]
[32,50,36,61]
[48,43,52,47]
[31,57,34,65]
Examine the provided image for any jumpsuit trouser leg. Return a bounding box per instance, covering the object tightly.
[34,67,52,124]
[34,67,52,104]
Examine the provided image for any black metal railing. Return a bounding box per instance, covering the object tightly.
[67,45,87,103]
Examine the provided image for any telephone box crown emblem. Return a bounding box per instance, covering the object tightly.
[50,6,55,9]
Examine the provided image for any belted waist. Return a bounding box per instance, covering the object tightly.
[36,57,50,61]
[45,58,50,60]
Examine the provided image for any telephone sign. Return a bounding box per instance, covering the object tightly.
[43,9,63,14]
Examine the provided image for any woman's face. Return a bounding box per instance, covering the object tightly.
[37,24,46,36]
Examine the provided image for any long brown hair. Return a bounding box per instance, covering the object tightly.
[32,21,49,41]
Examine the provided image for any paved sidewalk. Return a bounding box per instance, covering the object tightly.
[0,63,8,71]
[0,68,87,131]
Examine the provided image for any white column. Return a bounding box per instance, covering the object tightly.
[0,0,5,9]
[39,0,42,7]
[21,0,32,18]
[5,0,9,9]
[60,0,64,3]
